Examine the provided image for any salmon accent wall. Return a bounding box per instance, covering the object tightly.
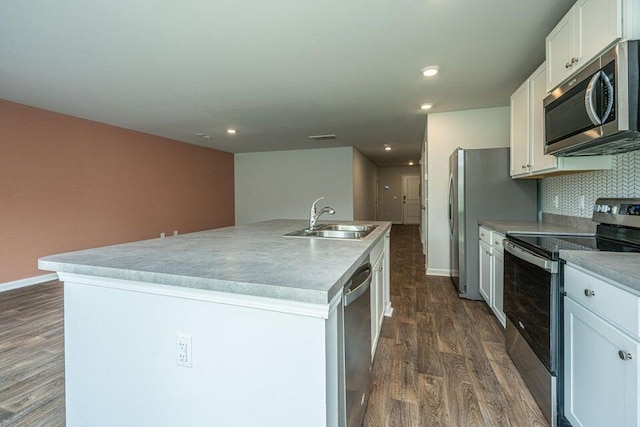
[0,99,235,283]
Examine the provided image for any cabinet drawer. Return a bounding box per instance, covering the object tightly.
[565,265,640,338]
[479,226,491,245]
[492,231,505,254]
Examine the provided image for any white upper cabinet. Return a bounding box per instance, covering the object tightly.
[510,62,611,178]
[509,80,530,177]
[546,0,625,92]
[546,13,576,92]
[576,0,623,63]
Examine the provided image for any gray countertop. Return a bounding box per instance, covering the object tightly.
[38,219,392,305]
[479,220,595,236]
[560,251,640,296]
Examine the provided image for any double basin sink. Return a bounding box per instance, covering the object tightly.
[285,224,378,240]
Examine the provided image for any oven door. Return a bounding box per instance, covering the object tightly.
[503,241,558,373]
[503,240,560,425]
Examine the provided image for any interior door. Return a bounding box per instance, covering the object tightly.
[402,174,421,225]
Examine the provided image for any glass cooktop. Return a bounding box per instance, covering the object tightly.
[506,233,640,259]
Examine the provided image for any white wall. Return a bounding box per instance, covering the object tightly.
[352,149,378,221]
[377,166,421,223]
[421,138,428,255]
[235,147,354,224]
[426,107,510,276]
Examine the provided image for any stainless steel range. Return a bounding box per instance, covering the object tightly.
[503,198,640,426]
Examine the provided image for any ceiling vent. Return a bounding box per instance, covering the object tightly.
[308,134,339,142]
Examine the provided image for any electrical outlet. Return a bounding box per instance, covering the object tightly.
[554,195,559,209]
[160,232,166,238]
[176,334,192,368]
[173,230,178,236]
[579,195,586,210]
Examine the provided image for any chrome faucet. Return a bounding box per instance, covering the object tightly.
[308,196,335,231]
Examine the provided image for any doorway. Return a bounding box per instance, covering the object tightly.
[402,174,421,225]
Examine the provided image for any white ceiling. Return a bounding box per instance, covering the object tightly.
[0,0,572,167]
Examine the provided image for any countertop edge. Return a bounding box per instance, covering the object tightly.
[38,221,392,305]
[560,250,640,296]
[478,220,595,236]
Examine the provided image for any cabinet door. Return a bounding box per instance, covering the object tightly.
[546,11,575,91]
[371,252,384,357]
[479,241,492,304]
[564,297,639,426]
[575,0,621,66]
[510,80,530,177]
[529,63,558,174]
[491,250,506,328]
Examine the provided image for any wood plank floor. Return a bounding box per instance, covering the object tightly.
[0,281,65,426]
[0,225,547,426]
[364,225,549,426]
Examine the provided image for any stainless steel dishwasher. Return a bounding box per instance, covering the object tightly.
[343,261,372,427]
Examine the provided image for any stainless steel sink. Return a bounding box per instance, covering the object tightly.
[284,224,378,240]
[320,224,375,232]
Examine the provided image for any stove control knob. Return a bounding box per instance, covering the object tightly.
[594,204,602,212]
[601,205,612,213]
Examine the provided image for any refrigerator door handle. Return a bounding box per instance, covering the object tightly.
[448,173,454,237]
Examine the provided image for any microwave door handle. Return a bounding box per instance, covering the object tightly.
[584,71,603,125]
[601,71,614,121]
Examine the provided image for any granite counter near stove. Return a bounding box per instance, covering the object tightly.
[479,220,595,236]
[560,250,640,296]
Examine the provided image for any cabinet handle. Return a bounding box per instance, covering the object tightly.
[619,351,633,361]
[584,289,595,297]
[526,164,531,168]
[571,57,579,64]
[486,250,491,255]
[495,241,500,245]
[521,165,527,169]
[565,62,572,68]
[480,233,485,237]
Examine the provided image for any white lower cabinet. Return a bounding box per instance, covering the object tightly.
[478,226,506,328]
[479,240,492,303]
[371,249,385,358]
[564,264,640,426]
[491,249,505,327]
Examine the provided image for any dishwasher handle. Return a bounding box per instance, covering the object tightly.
[344,263,372,307]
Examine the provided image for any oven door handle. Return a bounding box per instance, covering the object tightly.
[504,240,558,274]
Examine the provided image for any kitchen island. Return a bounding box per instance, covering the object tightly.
[38,219,392,427]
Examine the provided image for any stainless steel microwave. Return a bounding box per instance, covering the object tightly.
[544,41,640,157]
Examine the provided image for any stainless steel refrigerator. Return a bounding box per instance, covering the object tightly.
[448,147,537,300]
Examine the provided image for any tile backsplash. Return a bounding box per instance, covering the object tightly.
[540,151,640,217]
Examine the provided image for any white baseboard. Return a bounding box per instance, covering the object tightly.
[426,268,450,277]
[0,273,59,293]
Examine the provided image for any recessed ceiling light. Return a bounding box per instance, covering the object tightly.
[227,129,237,134]
[384,144,392,151]
[409,161,414,166]
[421,66,439,77]
[195,133,212,140]
[420,103,433,110]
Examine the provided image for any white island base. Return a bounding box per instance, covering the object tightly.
[62,272,345,426]
[61,269,391,426]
